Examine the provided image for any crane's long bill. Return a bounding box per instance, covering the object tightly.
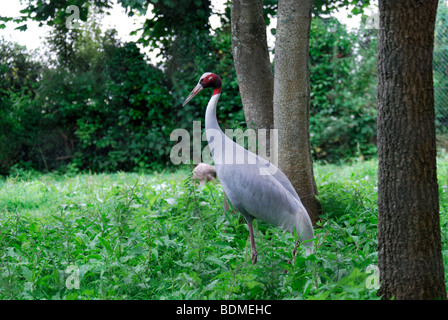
[182,83,203,106]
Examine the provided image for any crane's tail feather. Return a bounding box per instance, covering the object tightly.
[293,203,315,256]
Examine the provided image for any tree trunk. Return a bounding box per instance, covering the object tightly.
[377,0,446,300]
[231,0,274,160]
[273,0,321,224]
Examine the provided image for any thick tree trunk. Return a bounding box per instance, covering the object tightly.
[273,0,321,224]
[231,0,274,160]
[377,0,446,300]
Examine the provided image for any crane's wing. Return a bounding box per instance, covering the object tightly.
[229,142,303,203]
[217,160,313,243]
[213,135,308,219]
[253,153,302,203]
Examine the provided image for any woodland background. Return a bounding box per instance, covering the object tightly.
[0,1,398,174]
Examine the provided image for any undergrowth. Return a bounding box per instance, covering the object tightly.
[1,154,447,300]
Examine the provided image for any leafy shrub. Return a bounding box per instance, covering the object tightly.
[0,40,42,174]
[309,18,378,161]
[3,155,448,299]
[0,158,392,299]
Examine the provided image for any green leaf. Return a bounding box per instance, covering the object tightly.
[21,266,33,282]
[15,24,27,31]
[205,256,228,270]
[98,236,112,253]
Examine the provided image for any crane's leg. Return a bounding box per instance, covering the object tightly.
[247,221,258,264]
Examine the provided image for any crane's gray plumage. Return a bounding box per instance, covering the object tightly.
[183,72,314,263]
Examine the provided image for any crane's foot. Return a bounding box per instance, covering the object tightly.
[251,250,258,265]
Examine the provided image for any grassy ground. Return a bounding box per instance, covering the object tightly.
[1,153,447,300]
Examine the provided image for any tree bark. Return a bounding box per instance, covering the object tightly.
[377,0,446,300]
[273,0,321,224]
[231,0,274,160]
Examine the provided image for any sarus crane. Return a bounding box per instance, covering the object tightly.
[183,72,314,264]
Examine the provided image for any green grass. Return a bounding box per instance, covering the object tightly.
[1,153,447,300]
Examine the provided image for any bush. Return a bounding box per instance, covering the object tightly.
[0,40,42,174]
[309,18,378,161]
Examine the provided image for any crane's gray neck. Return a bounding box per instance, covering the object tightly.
[205,93,251,167]
[205,93,228,165]
[205,93,222,134]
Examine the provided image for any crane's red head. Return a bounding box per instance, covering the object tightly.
[182,73,222,106]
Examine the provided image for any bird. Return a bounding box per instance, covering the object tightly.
[192,163,230,212]
[183,72,314,264]
[192,163,217,186]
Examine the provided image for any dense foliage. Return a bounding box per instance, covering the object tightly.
[309,17,377,161]
[0,27,177,174]
[1,154,447,299]
[0,41,42,174]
